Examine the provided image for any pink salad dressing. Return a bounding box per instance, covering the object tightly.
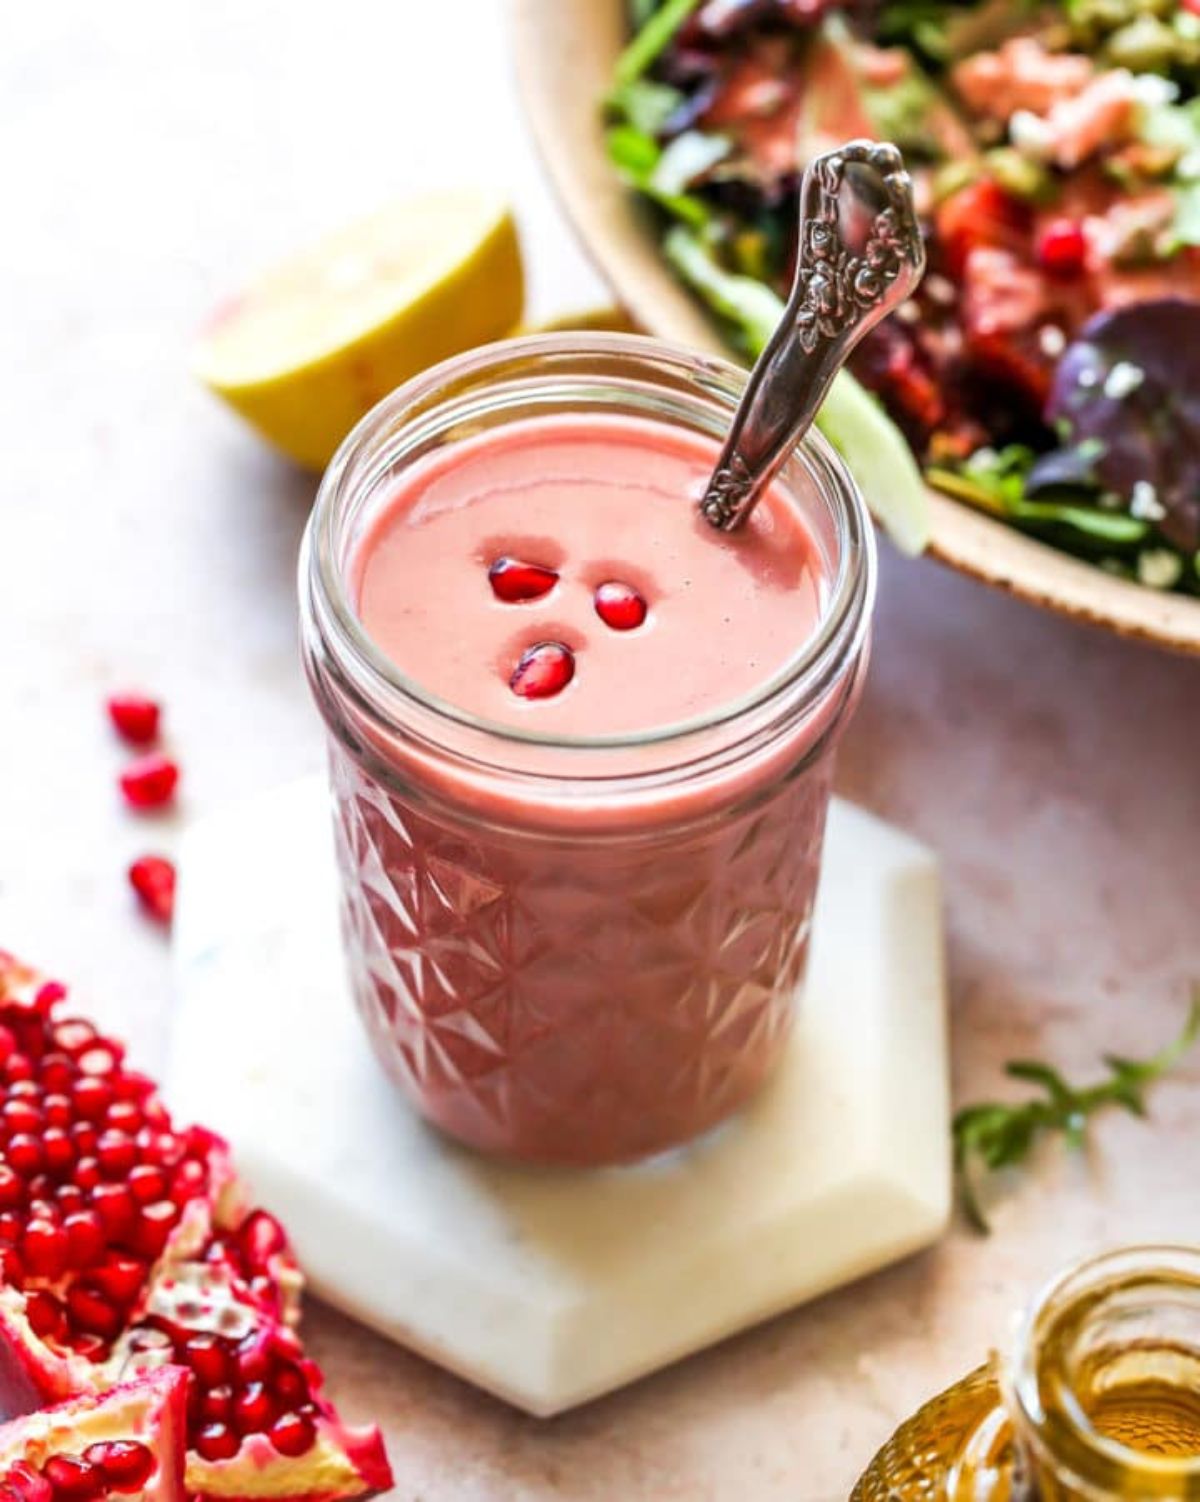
[354,414,825,737]
[312,400,868,1165]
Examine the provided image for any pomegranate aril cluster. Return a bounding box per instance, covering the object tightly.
[1,1439,155,1500]
[488,556,648,700]
[0,998,211,1360]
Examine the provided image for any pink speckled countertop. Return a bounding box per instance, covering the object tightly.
[2,3,1197,1498]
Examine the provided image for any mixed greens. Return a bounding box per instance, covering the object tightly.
[607,0,1200,591]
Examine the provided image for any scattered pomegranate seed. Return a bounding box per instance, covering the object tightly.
[195,1424,240,1463]
[105,695,161,747]
[118,754,178,812]
[509,641,575,699]
[593,580,648,631]
[82,1439,155,1492]
[127,857,176,925]
[1036,219,1087,277]
[487,557,558,603]
[268,1411,316,1458]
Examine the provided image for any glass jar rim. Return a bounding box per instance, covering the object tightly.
[302,330,874,759]
[1010,1244,1200,1493]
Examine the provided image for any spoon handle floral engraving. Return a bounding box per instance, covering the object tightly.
[699,140,926,532]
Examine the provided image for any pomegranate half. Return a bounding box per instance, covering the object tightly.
[0,953,391,1502]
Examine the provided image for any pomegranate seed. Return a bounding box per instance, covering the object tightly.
[8,1081,41,1102]
[53,1020,95,1055]
[8,1136,42,1177]
[105,695,161,747]
[76,1043,121,1079]
[22,1219,68,1279]
[96,1130,137,1179]
[0,1029,14,1066]
[127,857,176,924]
[42,1128,75,1176]
[239,1210,287,1274]
[195,1424,240,1463]
[43,1095,72,1128]
[200,1385,235,1423]
[63,1211,106,1269]
[41,1457,101,1500]
[89,1253,146,1306]
[272,1361,308,1406]
[106,1102,142,1135]
[1036,218,1087,277]
[25,1290,66,1341]
[73,1156,101,1192]
[0,1245,23,1286]
[2,1099,42,1136]
[593,580,648,630]
[118,754,179,811]
[185,1332,232,1387]
[487,556,558,603]
[7,1461,52,1502]
[90,1182,135,1237]
[33,981,67,1015]
[128,1199,179,1258]
[72,1078,113,1122]
[170,1160,206,1204]
[127,1165,166,1204]
[509,641,575,699]
[56,1183,85,1213]
[233,1382,275,1434]
[5,1056,33,1085]
[66,1285,121,1340]
[39,1055,75,1093]
[268,1411,316,1458]
[0,1168,24,1209]
[0,1213,23,1244]
[82,1440,154,1493]
[235,1339,273,1385]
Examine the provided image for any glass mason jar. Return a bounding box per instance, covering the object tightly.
[852,1245,1200,1500]
[299,333,875,1166]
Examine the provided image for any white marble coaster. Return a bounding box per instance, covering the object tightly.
[168,777,949,1416]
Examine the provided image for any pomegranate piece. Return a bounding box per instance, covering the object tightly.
[509,641,575,699]
[0,1367,187,1502]
[593,581,648,631]
[127,859,176,926]
[487,556,558,603]
[117,758,178,813]
[0,953,392,1502]
[1036,219,1088,278]
[104,697,161,748]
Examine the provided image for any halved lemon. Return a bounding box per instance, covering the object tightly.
[194,190,524,470]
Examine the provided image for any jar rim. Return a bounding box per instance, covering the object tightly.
[1011,1244,1200,1493]
[301,330,874,762]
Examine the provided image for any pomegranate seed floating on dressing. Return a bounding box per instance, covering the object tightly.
[128,856,176,924]
[1036,219,1088,278]
[509,641,575,699]
[488,556,558,603]
[105,695,161,747]
[593,580,648,631]
[118,754,179,811]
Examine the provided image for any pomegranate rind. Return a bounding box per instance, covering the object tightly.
[187,1421,393,1502]
[0,1365,187,1502]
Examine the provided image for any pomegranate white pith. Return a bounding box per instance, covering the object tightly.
[0,1366,187,1502]
[0,954,390,1502]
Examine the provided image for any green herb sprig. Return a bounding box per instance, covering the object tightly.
[954,991,1200,1233]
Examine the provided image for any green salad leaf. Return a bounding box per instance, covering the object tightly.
[614,0,702,87]
[606,126,711,227]
[663,227,932,554]
[607,76,685,135]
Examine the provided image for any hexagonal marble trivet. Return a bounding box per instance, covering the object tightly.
[167,777,949,1416]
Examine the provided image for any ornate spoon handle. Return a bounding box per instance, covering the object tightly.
[699,140,925,532]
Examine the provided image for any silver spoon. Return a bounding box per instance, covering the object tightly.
[699,140,926,532]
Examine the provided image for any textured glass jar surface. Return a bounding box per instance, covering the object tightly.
[302,334,874,1165]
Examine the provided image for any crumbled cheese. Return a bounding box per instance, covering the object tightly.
[924,274,956,306]
[1103,360,1145,400]
[1010,109,1053,160]
[894,300,920,324]
[1130,73,1179,109]
[1039,324,1066,357]
[1130,480,1167,522]
[1137,549,1183,589]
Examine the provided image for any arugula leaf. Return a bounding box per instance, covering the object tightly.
[607,76,685,135]
[614,0,703,87]
[954,993,1200,1234]
[606,127,711,227]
